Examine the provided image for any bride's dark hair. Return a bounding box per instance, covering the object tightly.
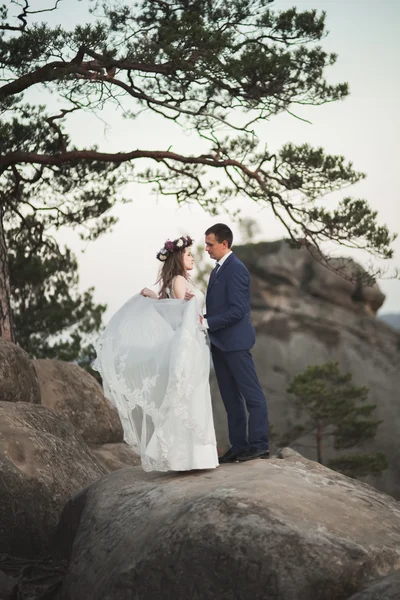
[156,248,189,298]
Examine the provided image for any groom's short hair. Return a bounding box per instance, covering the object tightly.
[205,223,233,248]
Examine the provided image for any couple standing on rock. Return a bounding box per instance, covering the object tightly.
[94,223,269,472]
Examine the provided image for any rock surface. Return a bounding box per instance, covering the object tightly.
[90,442,141,472]
[34,359,123,445]
[236,241,385,316]
[0,339,40,404]
[57,456,400,600]
[0,570,16,599]
[347,571,400,600]
[212,241,400,499]
[0,401,105,558]
[274,446,303,459]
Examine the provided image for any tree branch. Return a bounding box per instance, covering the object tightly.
[0,51,174,101]
[0,148,261,173]
[45,107,79,154]
[25,0,62,15]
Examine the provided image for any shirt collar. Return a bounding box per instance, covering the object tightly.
[216,250,233,267]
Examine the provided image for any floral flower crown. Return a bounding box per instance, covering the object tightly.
[157,235,194,262]
[156,235,194,262]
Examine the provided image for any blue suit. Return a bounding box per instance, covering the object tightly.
[206,253,269,452]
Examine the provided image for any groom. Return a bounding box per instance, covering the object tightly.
[203,223,269,463]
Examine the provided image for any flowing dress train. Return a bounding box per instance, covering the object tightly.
[94,285,218,471]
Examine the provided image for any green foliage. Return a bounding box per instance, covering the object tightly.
[278,424,307,448]
[327,453,388,479]
[0,0,396,344]
[0,0,395,268]
[8,219,105,370]
[0,104,128,241]
[286,361,387,478]
[287,362,369,427]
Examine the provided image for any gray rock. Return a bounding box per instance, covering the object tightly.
[274,446,303,459]
[0,401,105,557]
[34,359,123,445]
[0,570,16,599]
[57,457,400,600]
[236,241,385,315]
[90,442,141,472]
[0,556,66,600]
[347,571,400,599]
[0,339,40,404]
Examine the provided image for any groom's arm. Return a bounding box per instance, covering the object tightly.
[206,265,249,332]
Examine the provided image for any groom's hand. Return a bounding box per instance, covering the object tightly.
[184,290,195,301]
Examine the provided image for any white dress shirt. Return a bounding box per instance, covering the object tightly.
[215,250,232,269]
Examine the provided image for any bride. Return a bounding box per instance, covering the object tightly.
[94,235,219,472]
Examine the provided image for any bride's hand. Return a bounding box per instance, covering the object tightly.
[184,289,195,302]
[140,287,157,299]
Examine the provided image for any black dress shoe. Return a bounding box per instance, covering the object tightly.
[238,448,270,462]
[218,448,241,464]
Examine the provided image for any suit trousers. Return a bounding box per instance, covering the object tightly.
[211,345,269,452]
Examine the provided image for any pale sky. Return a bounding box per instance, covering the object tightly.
[27,0,400,319]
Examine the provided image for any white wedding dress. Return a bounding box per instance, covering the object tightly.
[93,281,219,472]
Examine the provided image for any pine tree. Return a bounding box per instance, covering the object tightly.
[284,362,388,478]
[8,220,105,374]
[0,1,396,341]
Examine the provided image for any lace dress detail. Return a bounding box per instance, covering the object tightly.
[93,281,218,472]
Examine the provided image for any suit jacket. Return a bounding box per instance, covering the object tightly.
[205,253,255,352]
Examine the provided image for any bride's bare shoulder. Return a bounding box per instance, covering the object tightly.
[171,275,189,296]
[171,275,187,289]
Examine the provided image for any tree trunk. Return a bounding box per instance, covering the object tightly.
[0,204,15,342]
[316,418,323,464]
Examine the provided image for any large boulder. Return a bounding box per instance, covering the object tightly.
[0,401,105,558]
[0,339,40,404]
[33,359,123,445]
[212,241,400,499]
[56,456,400,600]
